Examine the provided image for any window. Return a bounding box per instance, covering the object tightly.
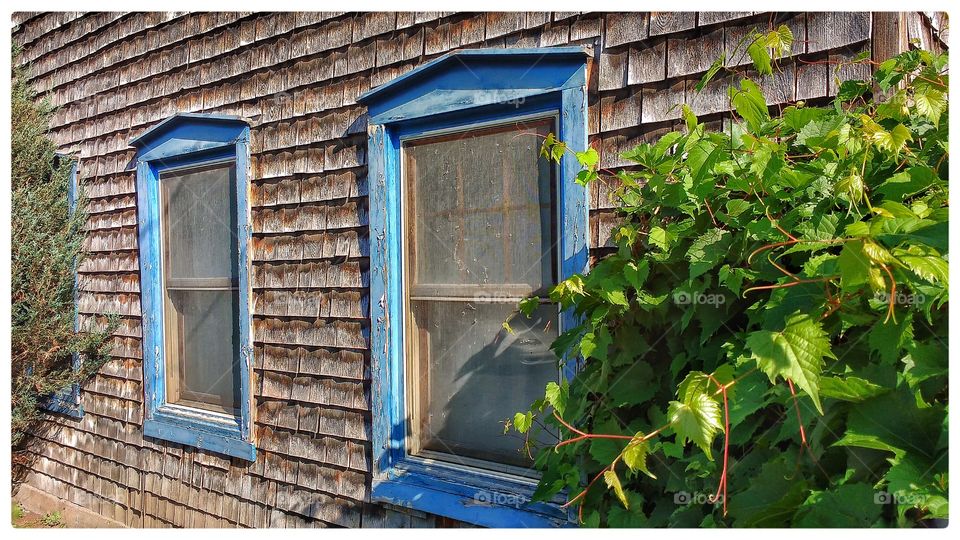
[131,114,254,461]
[43,158,83,418]
[360,47,590,527]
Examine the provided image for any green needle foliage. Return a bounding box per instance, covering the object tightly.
[11,49,114,447]
[511,46,948,527]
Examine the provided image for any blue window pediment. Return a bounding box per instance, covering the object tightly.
[362,46,590,528]
[358,46,590,124]
[129,113,249,163]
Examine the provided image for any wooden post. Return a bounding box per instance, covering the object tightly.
[872,12,909,64]
[871,12,910,98]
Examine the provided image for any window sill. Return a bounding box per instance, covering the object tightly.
[145,407,255,461]
[41,391,83,419]
[372,460,572,528]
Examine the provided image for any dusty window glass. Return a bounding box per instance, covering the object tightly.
[403,118,559,472]
[160,163,241,414]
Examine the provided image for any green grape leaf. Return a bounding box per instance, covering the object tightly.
[747,38,772,75]
[518,296,540,317]
[837,240,872,291]
[875,166,937,200]
[899,253,949,285]
[914,86,946,125]
[648,226,672,251]
[575,147,600,168]
[580,327,612,361]
[686,228,731,279]
[668,393,723,460]
[623,260,650,292]
[622,432,656,479]
[696,56,726,92]
[819,376,890,402]
[729,79,770,131]
[765,24,794,58]
[747,313,834,414]
[794,483,883,527]
[544,380,568,416]
[513,411,533,434]
[868,315,914,364]
[681,104,698,131]
[832,432,905,459]
[603,470,629,509]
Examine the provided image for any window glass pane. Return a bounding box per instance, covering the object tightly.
[405,119,555,294]
[409,300,558,469]
[161,165,239,283]
[403,118,559,472]
[164,290,241,412]
[160,163,241,415]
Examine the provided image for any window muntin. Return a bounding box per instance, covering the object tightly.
[159,163,241,415]
[402,118,559,472]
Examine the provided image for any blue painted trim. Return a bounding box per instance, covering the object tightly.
[364,48,589,527]
[559,85,591,381]
[129,113,248,147]
[357,46,590,106]
[42,159,83,418]
[134,117,256,461]
[130,115,248,164]
[144,409,254,462]
[235,132,254,443]
[373,474,571,528]
[362,55,587,126]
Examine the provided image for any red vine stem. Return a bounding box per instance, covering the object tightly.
[765,207,798,242]
[707,375,731,516]
[787,379,808,446]
[704,198,720,228]
[747,237,850,265]
[743,276,836,294]
[552,411,634,449]
[786,379,833,481]
[767,252,800,282]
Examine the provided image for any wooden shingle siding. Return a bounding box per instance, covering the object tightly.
[13,11,887,527]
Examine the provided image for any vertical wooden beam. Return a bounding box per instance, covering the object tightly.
[871,12,910,98]
[872,12,909,64]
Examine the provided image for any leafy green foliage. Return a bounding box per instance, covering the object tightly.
[510,49,948,527]
[11,49,115,447]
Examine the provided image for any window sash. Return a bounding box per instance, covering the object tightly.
[402,117,559,292]
[159,162,241,416]
[401,117,560,474]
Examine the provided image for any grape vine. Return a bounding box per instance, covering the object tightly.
[508,37,949,528]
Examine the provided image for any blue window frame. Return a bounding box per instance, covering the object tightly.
[43,158,84,418]
[130,114,255,461]
[358,47,590,527]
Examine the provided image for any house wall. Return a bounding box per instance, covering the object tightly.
[13,11,911,527]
